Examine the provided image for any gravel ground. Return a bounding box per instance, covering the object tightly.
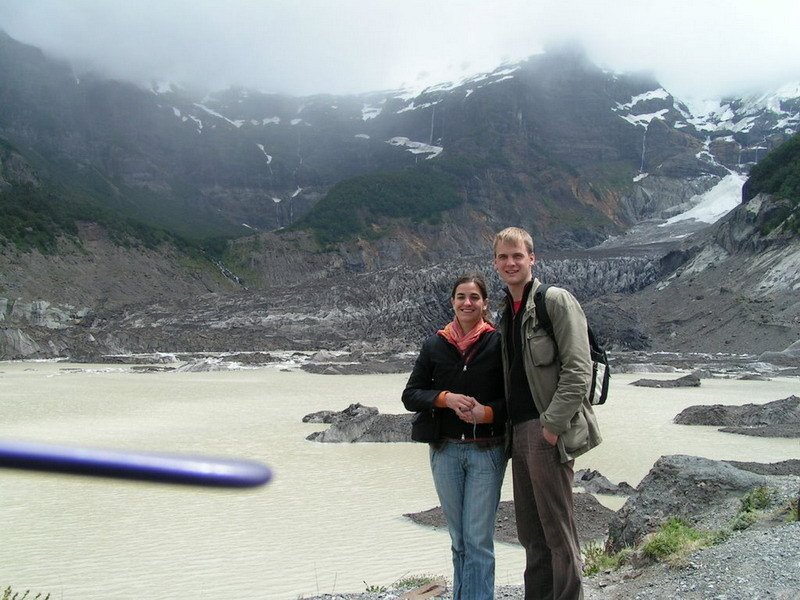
[301,521,800,600]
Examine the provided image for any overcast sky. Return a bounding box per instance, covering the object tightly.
[1,0,799,101]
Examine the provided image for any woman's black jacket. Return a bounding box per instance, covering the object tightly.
[402,329,506,440]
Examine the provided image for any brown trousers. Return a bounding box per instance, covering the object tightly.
[512,419,583,600]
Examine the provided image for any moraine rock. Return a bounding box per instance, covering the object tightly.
[674,395,800,438]
[406,493,616,547]
[574,469,636,495]
[606,454,800,552]
[630,372,701,388]
[758,339,800,367]
[305,403,413,442]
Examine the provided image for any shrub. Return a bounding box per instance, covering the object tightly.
[729,486,778,530]
[640,518,716,565]
[740,486,774,512]
[582,541,632,575]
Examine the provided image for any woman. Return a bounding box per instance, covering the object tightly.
[402,274,507,600]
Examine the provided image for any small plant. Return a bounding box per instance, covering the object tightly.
[728,486,777,530]
[582,541,632,575]
[641,518,716,565]
[2,587,51,600]
[740,486,774,512]
[785,497,799,522]
[393,573,445,589]
[363,581,387,593]
[730,510,759,531]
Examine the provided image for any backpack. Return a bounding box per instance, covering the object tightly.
[533,284,610,406]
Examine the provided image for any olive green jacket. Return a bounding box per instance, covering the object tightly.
[501,278,602,462]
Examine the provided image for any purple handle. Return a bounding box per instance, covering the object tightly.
[0,440,272,488]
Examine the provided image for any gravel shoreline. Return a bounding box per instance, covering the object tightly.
[301,521,800,600]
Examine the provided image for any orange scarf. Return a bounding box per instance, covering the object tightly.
[438,319,495,357]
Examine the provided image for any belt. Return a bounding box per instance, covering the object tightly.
[444,435,504,447]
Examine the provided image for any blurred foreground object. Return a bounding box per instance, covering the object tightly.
[0,439,271,488]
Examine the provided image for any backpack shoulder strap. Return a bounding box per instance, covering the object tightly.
[533,283,554,340]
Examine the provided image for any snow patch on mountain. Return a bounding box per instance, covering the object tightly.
[193,103,244,128]
[397,100,441,114]
[661,173,746,226]
[361,104,382,120]
[385,137,443,159]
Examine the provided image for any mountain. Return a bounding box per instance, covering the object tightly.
[1,31,799,360]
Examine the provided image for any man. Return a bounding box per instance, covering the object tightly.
[492,226,601,600]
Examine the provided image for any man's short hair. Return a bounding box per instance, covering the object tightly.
[493,227,535,255]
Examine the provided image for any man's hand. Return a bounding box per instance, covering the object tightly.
[542,426,559,446]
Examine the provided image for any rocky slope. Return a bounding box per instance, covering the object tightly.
[2,31,799,361]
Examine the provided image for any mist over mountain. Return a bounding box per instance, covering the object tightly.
[1,30,798,361]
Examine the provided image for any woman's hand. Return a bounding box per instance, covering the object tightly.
[444,393,476,416]
[460,402,488,424]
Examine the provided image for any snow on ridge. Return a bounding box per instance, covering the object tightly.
[619,109,669,128]
[389,63,522,103]
[193,103,244,128]
[661,173,746,226]
[355,134,370,139]
[263,117,280,125]
[397,100,441,114]
[291,187,303,198]
[385,137,443,159]
[617,88,670,110]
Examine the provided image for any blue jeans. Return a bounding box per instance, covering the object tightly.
[430,441,507,600]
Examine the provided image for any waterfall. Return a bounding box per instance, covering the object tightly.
[639,125,648,172]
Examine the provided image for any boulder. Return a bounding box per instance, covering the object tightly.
[630,372,701,388]
[305,403,413,442]
[574,469,636,495]
[674,395,800,438]
[406,494,616,546]
[606,455,800,552]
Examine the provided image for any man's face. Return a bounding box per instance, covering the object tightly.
[493,240,535,287]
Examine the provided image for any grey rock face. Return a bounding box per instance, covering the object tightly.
[606,454,800,552]
[305,403,413,443]
[0,327,41,358]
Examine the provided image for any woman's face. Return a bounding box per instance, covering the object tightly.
[451,281,487,331]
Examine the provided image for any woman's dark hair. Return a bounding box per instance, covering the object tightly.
[450,273,489,299]
[450,273,492,324]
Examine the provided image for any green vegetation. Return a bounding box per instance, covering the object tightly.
[582,541,633,575]
[2,587,50,600]
[640,518,718,565]
[584,518,728,576]
[729,486,777,531]
[292,168,462,246]
[362,581,387,593]
[745,133,800,202]
[393,574,445,589]
[745,133,800,235]
[788,497,799,522]
[360,574,445,594]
